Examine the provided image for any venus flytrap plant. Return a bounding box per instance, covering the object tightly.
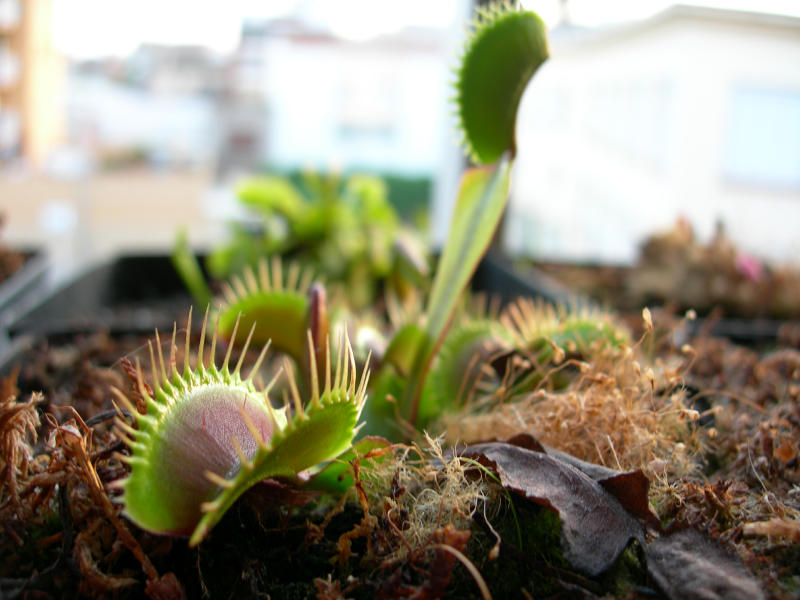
[359,2,550,435]
[169,2,551,440]
[216,256,315,364]
[503,298,630,364]
[172,170,410,312]
[10,6,763,596]
[424,318,511,415]
[360,2,630,436]
[117,1,552,543]
[112,308,369,546]
[486,298,631,398]
[216,257,332,398]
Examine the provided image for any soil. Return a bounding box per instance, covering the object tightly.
[1,312,799,599]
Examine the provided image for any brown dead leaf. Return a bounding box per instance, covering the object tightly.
[314,574,348,600]
[0,367,41,516]
[773,442,795,464]
[461,442,644,575]
[596,470,660,530]
[145,572,187,600]
[424,525,474,600]
[508,433,659,529]
[505,432,547,453]
[75,530,138,593]
[645,528,764,600]
[743,518,800,543]
[376,525,475,600]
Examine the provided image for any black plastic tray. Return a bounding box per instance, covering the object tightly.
[0,252,561,375]
[0,250,49,331]
[473,254,574,306]
[7,254,196,339]
[7,253,567,338]
[513,260,799,347]
[1,252,793,379]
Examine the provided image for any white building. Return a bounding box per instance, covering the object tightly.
[231,19,452,174]
[225,16,459,178]
[507,4,800,264]
[65,69,218,167]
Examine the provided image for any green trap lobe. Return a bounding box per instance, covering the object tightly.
[459,9,549,164]
[124,384,273,535]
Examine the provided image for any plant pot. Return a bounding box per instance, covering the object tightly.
[511,259,800,348]
[1,252,556,377]
[0,249,49,330]
[7,254,195,339]
[0,249,49,364]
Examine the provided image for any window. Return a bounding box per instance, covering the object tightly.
[336,75,396,142]
[722,86,800,189]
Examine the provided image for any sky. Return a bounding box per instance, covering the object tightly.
[53,0,800,58]
[52,0,460,58]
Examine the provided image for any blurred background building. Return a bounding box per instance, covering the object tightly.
[0,0,799,282]
[507,3,800,264]
[0,0,63,167]
[221,17,447,177]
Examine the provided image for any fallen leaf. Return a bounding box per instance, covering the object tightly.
[645,529,764,600]
[425,525,474,600]
[376,525,474,600]
[595,470,660,531]
[461,442,644,575]
[541,445,621,480]
[145,572,187,600]
[505,432,547,454]
[507,435,660,529]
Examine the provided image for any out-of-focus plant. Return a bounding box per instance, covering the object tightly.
[359,3,553,438]
[174,170,427,310]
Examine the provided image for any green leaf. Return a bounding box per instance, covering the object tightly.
[237,175,306,222]
[403,156,512,426]
[307,436,392,494]
[358,368,408,440]
[218,291,309,362]
[383,323,425,377]
[170,228,212,308]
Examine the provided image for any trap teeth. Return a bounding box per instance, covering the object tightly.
[115,311,369,545]
[454,3,549,165]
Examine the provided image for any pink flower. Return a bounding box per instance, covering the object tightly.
[735,252,763,282]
